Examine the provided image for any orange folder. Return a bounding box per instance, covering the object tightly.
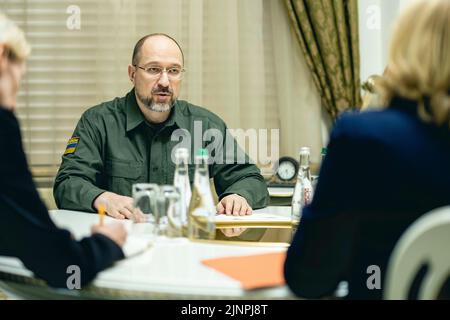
[202,251,287,290]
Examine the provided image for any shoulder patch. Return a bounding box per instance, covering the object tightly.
[64,137,80,155]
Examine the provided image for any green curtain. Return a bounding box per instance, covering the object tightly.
[285,0,362,120]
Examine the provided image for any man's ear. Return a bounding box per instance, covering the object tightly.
[128,64,135,84]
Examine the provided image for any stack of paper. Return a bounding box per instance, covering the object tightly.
[214,211,291,227]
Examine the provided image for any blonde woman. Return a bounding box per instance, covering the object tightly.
[0,13,127,288]
[285,0,450,299]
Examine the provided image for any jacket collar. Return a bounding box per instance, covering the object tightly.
[387,96,419,115]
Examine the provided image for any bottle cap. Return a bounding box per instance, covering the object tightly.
[299,147,310,155]
[196,148,209,157]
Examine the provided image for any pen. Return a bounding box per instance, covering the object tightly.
[98,203,106,226]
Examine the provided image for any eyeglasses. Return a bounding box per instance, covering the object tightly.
[134,65,185,80]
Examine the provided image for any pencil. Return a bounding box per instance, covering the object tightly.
[98,203,106,226]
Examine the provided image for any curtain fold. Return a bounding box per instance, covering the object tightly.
[285,0,362,119]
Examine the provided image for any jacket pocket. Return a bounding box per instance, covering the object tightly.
[105,159,143,196]
[105,159,143,179]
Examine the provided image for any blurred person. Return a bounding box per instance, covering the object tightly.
[285,0,450,299]
[0,13,127,288]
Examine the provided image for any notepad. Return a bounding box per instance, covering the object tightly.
[120,221,154,258]
[214,211,292,227]
[202,251,286,290]
[122,235,153,258]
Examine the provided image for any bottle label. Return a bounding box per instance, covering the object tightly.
[303,187,313,205]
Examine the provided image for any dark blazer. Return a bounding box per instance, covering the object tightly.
[0,107,124,288]
[285,97,450,299]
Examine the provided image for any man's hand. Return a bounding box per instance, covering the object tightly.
[217,194,252,216]
[91,223,127,247]
[93,192,134,220]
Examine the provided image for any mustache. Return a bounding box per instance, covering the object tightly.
[152,87,173,95]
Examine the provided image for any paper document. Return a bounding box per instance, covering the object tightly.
[122,235,153,258]
[202,251,287,290]
[214,210,291,226]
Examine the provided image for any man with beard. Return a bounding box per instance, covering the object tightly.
[54,34,269,219]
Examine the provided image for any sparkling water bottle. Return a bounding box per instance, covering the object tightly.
[187,148,216,240]
[291,147,314,224]
[173,147,191,233]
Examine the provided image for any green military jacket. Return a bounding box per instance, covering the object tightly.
[54,89,269,212]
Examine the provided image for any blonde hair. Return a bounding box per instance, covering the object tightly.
[0,12,30,61]
[379,0,450,127]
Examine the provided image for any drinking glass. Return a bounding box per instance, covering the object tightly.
[132,183,160,239]
[155,185,182,237]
